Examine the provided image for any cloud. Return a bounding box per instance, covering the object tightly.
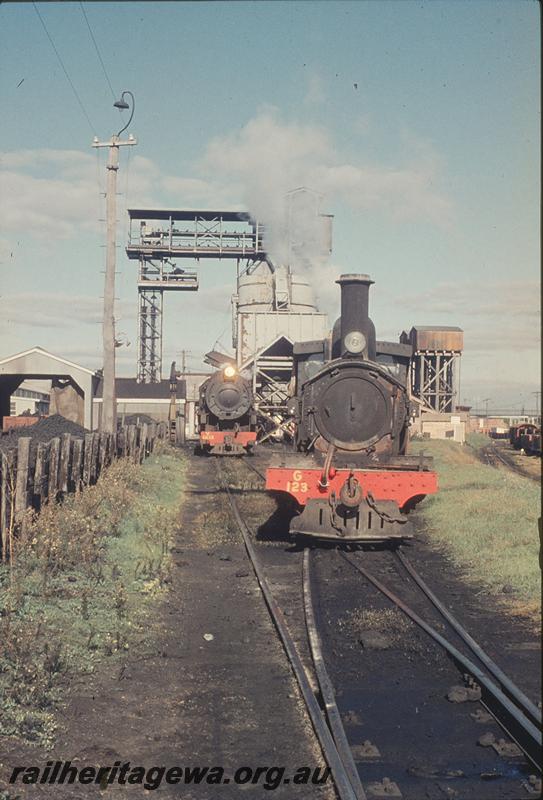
[317,162,451,226]
[400,279,540,353]
[0,170,100,239]
[0,148,243,246]
[200,108,453,271]
[0,292,135,330]
[304,74,327,106]
[396,278,540,400]
[0,149,93,174]
[401,280,541,320]
[1,109,452,271]
[354,113,372,135]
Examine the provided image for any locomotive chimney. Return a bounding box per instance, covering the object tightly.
[336,274,376,360]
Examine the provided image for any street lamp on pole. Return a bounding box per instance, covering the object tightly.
[93,92,137,433]
[113,90,135,135]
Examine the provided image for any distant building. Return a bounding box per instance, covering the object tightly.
[10,384,50,416]
[93,377,187,427]
[0,347,97,429]
[410,406,468,444]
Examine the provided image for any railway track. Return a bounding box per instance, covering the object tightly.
[216,458,365,800]
[215,456,542,799]
[481,442,540,482]
[341,550,541,770]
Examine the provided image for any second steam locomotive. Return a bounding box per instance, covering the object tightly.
[266,274,438,542]
[197,365,257,455]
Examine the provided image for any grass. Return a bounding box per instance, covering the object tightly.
[410,438,541,613]
[465,431,492,452]
[0,446,186,747]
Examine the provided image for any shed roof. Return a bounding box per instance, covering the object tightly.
[94,378,185,399]
[128,208,254,223]
[0,346,97,376]
[204,350,236,368]
[410,326,463,332]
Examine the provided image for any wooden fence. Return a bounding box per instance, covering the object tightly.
[0,421,168,561]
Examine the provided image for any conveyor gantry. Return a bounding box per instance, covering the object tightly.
[127,208,266,382]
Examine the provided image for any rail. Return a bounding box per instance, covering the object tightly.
[303,550,367,799]
[340,551,542,771]
[216,461,361,800]
[396,549,541,728]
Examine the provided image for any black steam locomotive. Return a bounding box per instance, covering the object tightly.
[266,274,437,542]
[197,365,257,455]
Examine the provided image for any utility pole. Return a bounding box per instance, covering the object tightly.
[93,91,137,433]
[178,349,193,375]
[532,391,540,418]
[482,398,491,433]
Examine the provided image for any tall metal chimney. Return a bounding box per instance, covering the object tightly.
[336,274,376,359]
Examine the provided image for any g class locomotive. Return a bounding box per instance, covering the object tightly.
[197,365,257,455]
[266,274,438,542]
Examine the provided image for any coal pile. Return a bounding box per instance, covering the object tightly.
[0,415,88,453]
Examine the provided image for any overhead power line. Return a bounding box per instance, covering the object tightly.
[32,2,96,134]
[79,2,117,101]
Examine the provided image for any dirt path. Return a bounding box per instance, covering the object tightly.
[1,454,334,799]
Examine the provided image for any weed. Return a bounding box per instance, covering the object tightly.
[0,448,186,746]
[411,439,541,610]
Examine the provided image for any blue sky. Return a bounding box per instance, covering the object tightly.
[0,0,539,410]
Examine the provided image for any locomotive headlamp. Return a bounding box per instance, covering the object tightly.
[344,331,366,355]
[223,365,237,379]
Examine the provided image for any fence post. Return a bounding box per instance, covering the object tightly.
[59,433,71,494]
[48,437,60,502]
[127,425,136,462]
[15,437,31,525]
[149,422,157,452]
[134,425,141,463]
[99,433,108,475]
[34,442,47,505]
[117,426,126,458]
[83,433,93,486]
[90,433,100,483]
[107,432,116,464]
[71,437,83,492]
[141,423,148,462]
[175,415,185,445]
[1,450,15,561]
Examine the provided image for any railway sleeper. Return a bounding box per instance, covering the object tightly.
[364,777,402,798]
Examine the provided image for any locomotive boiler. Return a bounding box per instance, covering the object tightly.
[197,364,257,455]
[266,274,438,542]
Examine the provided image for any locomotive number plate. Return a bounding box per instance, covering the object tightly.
[285,470,309,494]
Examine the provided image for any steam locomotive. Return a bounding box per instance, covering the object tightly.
[197,365,257,455]
[266,274,438,542]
